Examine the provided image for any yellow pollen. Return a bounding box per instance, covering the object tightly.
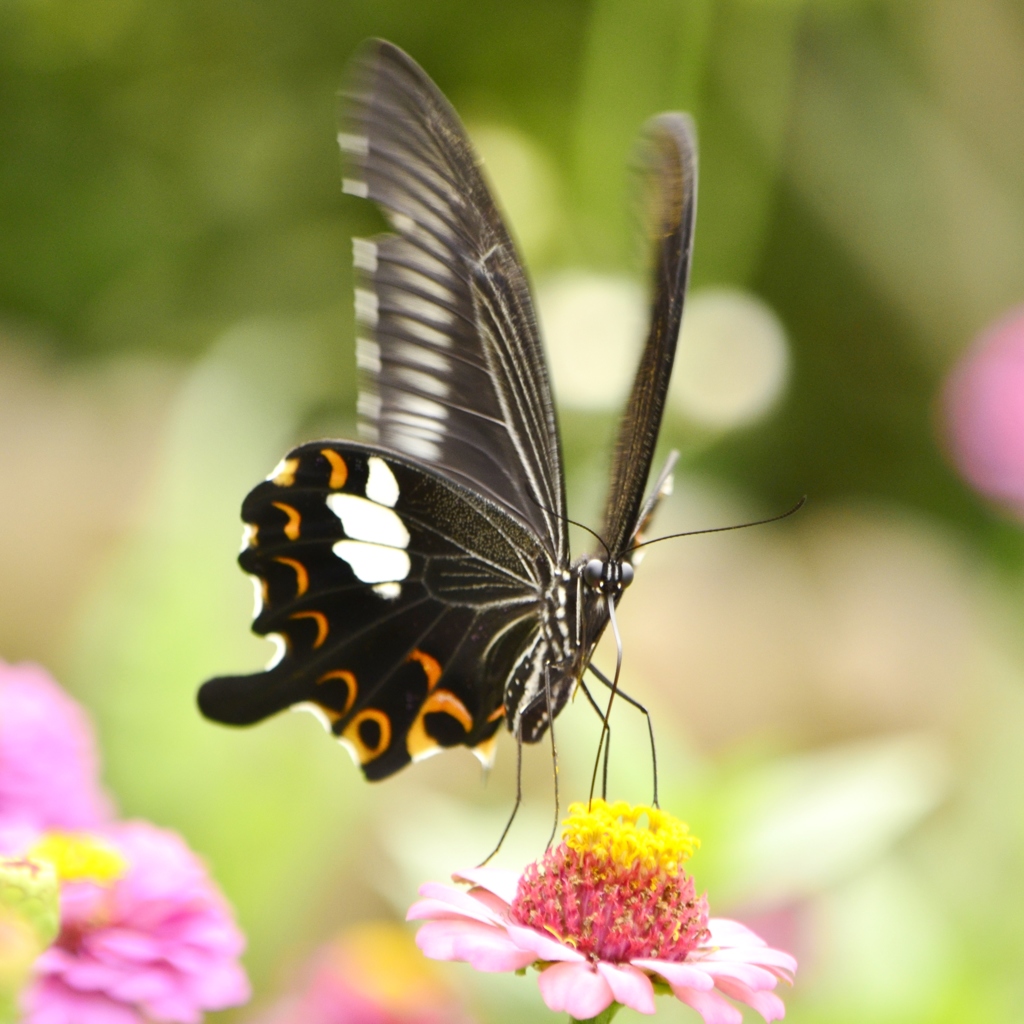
[29,833,127,885]
[562,799,699,875]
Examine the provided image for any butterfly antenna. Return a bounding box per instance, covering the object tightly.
[523,490,611,558]
[478,723,523,866]
[588,595,624,807]
[629,495,807,552]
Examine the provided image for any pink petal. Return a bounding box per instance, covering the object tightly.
[413,882,502,924]
[537,962,615,1018]
[407,896,497,927]
[632,959,715,992]
[714,976,787,1022]
[597,962,655,1015]
[505,922,586,963]
[702,945,797,976]
[706,918,766,948]
[414,919,534,972]
[452,867,521,905]
[701,961,779,991]
[674,986,744,1024]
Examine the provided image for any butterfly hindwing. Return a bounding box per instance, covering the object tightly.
[198,441,549,779]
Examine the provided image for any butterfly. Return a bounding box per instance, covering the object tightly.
[197,39,697,783]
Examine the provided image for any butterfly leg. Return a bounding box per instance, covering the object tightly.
[477,721,524,866]
[589,596,624,807]
[543,663,560,850]
[577,678,612,801]
[587,662,659,808]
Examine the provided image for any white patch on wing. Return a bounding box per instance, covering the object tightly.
[357,391,382,420]
[355,288,379,327]
[337,132,369,155]
[342,178,369,197]
[373,582,402,599]
[395,435,441,461]
[352,237,377,271]
[396,393,447,421]
[396,342,450,373]
[395,292,452,324]
[240,524,257,552]
[356,337,382,372]
[395,366,449,397]
[399,317,452,347]
[265,633,286,669]
[333,541,410,583]
[249,575,264,618]
[294,701,334,732]
[388,211,415,233]
[327,493,410,547]
[365,456,400,507]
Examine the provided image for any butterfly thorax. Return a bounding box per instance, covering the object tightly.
[507,552,633,744]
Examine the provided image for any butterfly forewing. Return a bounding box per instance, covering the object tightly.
[197,442,551,779]
[601,114,698,558]
[342,40,567,562]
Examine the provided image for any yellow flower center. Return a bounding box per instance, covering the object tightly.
[561,799,699,874]
[28,833,126,885]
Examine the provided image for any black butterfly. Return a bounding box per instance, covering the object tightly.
[198,39,697,784]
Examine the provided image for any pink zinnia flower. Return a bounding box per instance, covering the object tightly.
[408,800,795,1022]
[0,661,112,833]
[251,921,475,1024]
[23,822,250,1024]
[943,305,1024,518]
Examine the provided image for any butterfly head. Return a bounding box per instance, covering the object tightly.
[582,557,634,599]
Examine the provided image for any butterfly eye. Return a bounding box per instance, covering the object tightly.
[620,562,635,589]
[583,558,604,589]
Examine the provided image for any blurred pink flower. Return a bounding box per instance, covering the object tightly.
[0,661,112,833]
[24,822,250,1024]
[944,306,1024,518]
[408,801,795,1022]
[251,921,474,1024]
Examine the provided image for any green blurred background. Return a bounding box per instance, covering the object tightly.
[3,0,1024,1020]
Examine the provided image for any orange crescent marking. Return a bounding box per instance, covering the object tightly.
[273,458,299,486]
[407,649,442,691]
[272,502,301,540]
[273,557,309,597]
[487,706,506,723]
[316,669,357,716]
[421,690,474,733]
[321,449,349,490]
[344,708,391,762]
[289,610,328,648]
[406,688,473,761]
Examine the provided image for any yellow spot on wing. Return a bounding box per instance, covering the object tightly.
[321,449,349,490]
[273,457,300,486]
[344,708,391,762]
[273,557,308,596]
[272,502,301,540]
[316,669,357,716]
[407,649,442,690]
[289,610,328,648]
[487,706,506,723]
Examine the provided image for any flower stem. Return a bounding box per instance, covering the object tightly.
[572,1004,622,1024]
